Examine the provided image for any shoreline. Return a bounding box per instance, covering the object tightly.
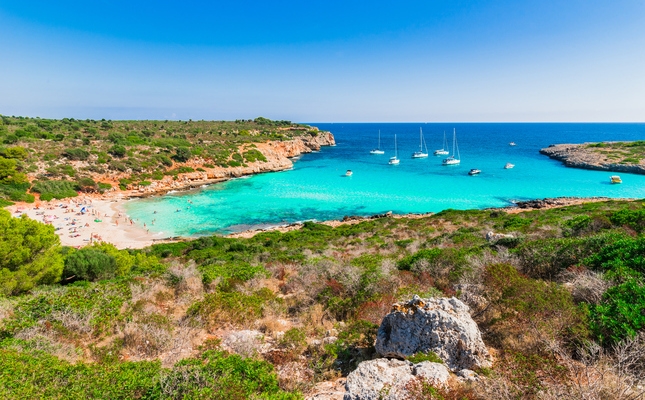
[6,195,637,248]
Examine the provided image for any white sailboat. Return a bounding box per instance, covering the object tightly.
[389,134,400,165]
[412,128,429,158]
[434,131,449,155]
[442,129,461,165]
[370,130,385,154]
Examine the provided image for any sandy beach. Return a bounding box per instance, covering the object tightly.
[7,195,165,249]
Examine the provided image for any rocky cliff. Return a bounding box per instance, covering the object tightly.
[540,143,645,175]
[119,131,335,196]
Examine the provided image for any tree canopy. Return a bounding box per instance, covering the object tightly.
[0,209,64,296]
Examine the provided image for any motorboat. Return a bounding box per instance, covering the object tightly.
[610,175,622,184]
[468,169,481,175]
[345,170,353,176]
[509,142,516,146]
[504,163,515,169]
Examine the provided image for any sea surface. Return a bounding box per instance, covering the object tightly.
[124,123,645,237]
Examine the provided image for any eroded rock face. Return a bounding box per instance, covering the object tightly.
[375,296,491,371]
[343,358,449,400]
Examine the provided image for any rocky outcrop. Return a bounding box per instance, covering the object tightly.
[540,143,645,175]
[120,131,335,197]
[344,358,450,400]
[375,296,491,371]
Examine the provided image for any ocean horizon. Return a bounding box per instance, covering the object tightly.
[123,123,645,237]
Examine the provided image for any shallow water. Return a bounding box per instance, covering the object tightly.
[124,123,645,237]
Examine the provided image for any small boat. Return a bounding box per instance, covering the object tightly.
[412,128,429,158]
[370,130,385,154]
[442,129,461,165]
[345,170,353,176]
[468,169,481,175]
[610,175,622,184]
[504,163,515,169]
[434,131,449,155]
[509,142,516,146]
[389,134,400,165]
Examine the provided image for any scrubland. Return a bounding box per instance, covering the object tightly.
[1,199,645,399]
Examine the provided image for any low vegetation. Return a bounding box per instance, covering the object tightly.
[1,199,645,398]
[0,115,324,204]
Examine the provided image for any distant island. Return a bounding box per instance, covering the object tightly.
[540,141,645,175]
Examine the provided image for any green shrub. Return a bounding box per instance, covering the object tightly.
[189,288,277,326]
[31,180,78,200]
[63,248,118,282]
[63,148,90,161]
[610,209,645,232]
[0,210,64,296]
[172,146,192,162]
[0,349,160,399]
[108,144,126,158]
[583,235,645,278]
[586,279,645,344]
[397,249,442,271]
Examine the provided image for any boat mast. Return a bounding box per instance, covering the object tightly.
[395,134,397,158]
[455,129,460,160]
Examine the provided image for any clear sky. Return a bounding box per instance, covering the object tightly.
[1,1,644,122]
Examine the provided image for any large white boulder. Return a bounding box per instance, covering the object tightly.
[344,358,449,400]
[375,296,491,371]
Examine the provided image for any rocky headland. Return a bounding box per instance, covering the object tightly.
[540,142,645,175]
[91,131,335,198]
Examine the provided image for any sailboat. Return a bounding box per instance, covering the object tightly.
[434,131,449,155]
[370,130,385,154]
[442,129,461,165]
[389,135,400,165]
[412,128,429,158]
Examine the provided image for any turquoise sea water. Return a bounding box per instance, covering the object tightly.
[124,123,645,237]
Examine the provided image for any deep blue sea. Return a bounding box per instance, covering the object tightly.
[124,123,645,237]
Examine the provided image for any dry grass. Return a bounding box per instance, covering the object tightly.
[560,269,610,304]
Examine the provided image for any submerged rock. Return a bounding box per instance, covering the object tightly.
[375,296,491,371]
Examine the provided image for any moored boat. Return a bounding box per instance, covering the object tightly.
[504,163,514,169]
[468,169,481,175]
[345,170,353,176]
[412,128,429,158]
[442,129,461,165]
[434,131,449,155]
[389,135,400,165]
[509,142,516,146]
[610,175,622,184]
[370,130,385,154]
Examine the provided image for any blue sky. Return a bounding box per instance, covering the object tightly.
[1,1,644,122]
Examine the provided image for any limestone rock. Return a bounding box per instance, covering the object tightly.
[415,361,450,387]
[375,296,491,371]
[343,359,450,400]
[456,369,480,383]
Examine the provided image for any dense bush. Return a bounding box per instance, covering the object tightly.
[0,210,64,296]
[63,247,118,282]
[63,148,90,161]
[31,180,78,201]
[586,278,645,344]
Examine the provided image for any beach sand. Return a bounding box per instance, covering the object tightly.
[7,195,164,249]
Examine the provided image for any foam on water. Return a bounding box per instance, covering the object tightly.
[124,123,645,237]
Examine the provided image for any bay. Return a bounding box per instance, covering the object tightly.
[124,123,645,237]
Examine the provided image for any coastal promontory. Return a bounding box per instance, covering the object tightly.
[540,141,645,174]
